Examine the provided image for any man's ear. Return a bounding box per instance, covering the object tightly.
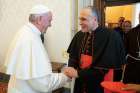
[93,17,97,22]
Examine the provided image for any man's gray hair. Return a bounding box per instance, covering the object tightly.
[29,13,47,22]
[87,6,100,22]
[29,14,38,22]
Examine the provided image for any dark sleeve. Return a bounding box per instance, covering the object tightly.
[106,31,126,66]
[108,31,127,67]
[67,32,81,69]
[124,33,129,54]
[68,58,79,69]
[93,29,126,68]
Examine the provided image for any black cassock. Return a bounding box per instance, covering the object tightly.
[67,26,126,93]
[124,24,140,84]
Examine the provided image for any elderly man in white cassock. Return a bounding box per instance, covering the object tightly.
[4,4,78,93]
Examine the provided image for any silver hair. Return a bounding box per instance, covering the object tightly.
[29,14,38,22]
[87,6,100,22]
[29,13,47,22]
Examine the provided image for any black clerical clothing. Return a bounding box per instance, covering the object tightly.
[123,24,140,84]
[67,26,126,93]
[113,27,125,81]
[114,26,125,40]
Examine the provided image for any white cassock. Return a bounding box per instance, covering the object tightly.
[4,22,70,93]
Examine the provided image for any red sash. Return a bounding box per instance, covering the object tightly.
[80,54,92,69]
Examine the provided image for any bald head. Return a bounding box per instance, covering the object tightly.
[80,6,99,22]
[80,8,92,19]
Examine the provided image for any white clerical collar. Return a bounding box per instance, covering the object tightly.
[27,22,41,36]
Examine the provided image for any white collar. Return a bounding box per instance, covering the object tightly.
[27,22,41,36]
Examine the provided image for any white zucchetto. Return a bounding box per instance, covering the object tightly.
[30,4,50,15]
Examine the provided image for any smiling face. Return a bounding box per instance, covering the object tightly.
[122,20,131,33]
[79,8,98,32]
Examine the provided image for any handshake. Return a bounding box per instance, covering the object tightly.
[62,67,78,78]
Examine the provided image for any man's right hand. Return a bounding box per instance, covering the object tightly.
[63,67,78,78]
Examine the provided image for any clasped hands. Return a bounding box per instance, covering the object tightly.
[62,67,78,78]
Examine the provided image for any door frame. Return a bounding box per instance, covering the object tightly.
[94,0,140,26]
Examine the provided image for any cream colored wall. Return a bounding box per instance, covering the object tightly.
[0,0,73,72]
[106,5,134,23]
[43,0,72,63]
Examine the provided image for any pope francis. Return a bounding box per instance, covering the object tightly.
[4,4,77,93]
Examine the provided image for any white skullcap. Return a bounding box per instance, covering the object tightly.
[30,4,50,15]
